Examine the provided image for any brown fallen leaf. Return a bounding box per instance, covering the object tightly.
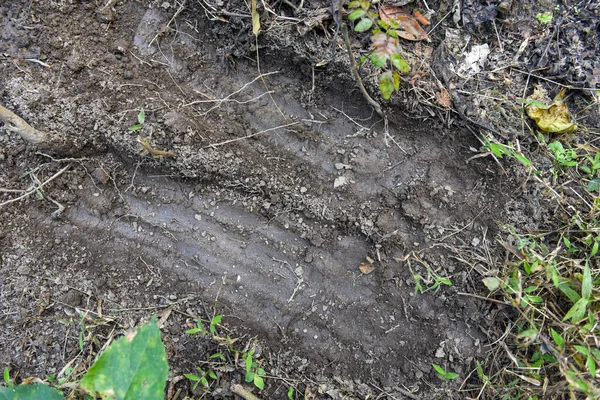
[435,86,452,109]
[380,6,430,42]
[413,10,431,26]
[359,261,376,274]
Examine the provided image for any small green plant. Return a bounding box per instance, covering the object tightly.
[128,108,146,131]
[185,367,217,391]
[288,386,294,399]
[484,139,532,168]
[245,349,266,390]
[3,367,13,388]
[186,314,223,337]
[346,1,411,100]
[397,253,452,294]
[536,11,553,24]
[548,140,578,168]
[432,363,459,381]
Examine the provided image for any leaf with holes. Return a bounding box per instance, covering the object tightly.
[80,318,168,400]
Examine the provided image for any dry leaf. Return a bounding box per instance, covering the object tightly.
[435,87,452,109]
[251,0,260,36]
[413,10,431,26]
[359,261,376,274]
[525,87,577,134]
[380,6,429,42]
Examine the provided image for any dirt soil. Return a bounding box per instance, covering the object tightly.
[0,0,597,399]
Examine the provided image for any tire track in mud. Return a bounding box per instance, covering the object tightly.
[64,152,489,388]
[0,0,507,392]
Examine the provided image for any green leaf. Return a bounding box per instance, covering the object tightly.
[563,298,588,322]
[0,384,64,400]
[254,374,264,390]
[348,9,365,21]
[519,98,548,108]
[553,275,581,303]
[371,52,388,67]
[550,328,564,349]
[588,178,600,192]
[208,370,217,379]
[378,71,394,100]
[516,329,538,345]
[582,262,592,300]
[590,241,599,258]
[245,372,254,383]
[245,352,253,374]
[445,372,459,380]
[80,318,168,400]
[565,369,589,392]
[137,109,145,124]
[438,277,452,286]
[377,19,390,30]
[347,1,361,9]
[3,368,10,387]
[186,325,204,335]
[354,18,373,32]
[390,53,410,72]
[287,386,294,400]
[536,11,553,24]
[128,124,142,131]
[432,363,445,375]
[482,277,501,291]
[476,361,489,384]
[393,71,401,92]
[524,295,543,304]
[587,355,596,377]
[575,345,590,356]
[514,153,531,167]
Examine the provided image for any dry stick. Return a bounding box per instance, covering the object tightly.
[0,164,71,207]
[230,384,261,400]
[203,121,300,148]
[341,22,384,117]
[255,36,286,118]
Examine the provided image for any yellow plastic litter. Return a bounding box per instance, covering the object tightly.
[525,87,577,134]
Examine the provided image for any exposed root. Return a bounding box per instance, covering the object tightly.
[230,383,261,400]
[0,103,69,153]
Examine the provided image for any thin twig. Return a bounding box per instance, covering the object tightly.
[149,1,186,48]
[341,23,383,117]
[0,164,71,207]
[203,121,300,148]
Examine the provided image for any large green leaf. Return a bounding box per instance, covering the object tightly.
[80,318,168,400]
[0,384,64,400]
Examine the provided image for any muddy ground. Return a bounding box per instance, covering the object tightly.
[1,0,598,399]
